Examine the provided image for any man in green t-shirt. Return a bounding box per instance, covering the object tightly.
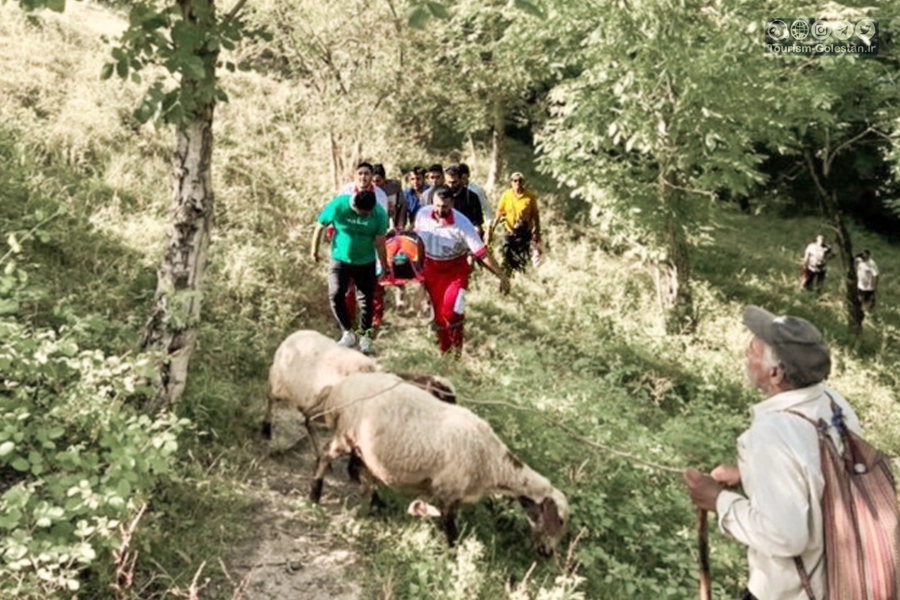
[310,190,389,355]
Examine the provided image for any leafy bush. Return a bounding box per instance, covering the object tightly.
[0,125,189,596]
[0,290,189,598]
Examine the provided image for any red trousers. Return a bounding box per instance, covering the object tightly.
[423,256,470,353]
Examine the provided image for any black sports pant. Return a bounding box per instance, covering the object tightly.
[327,258,377,332]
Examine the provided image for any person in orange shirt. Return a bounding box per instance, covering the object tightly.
[486,172,541,275]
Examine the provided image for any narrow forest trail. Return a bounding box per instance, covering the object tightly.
[226,413,365,600]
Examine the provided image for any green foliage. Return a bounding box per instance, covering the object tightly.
[352,517,585,599]
[0,44,192,594]
[0,267,188,597]
[407,1,451,29]
[538,0,774,239]
[2,3,900,600]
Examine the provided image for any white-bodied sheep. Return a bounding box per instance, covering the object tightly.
[309,372,569,555]
[261,329,456,456]
[262,329,379,452]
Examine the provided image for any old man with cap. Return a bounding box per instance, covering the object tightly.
[683,306,861,600]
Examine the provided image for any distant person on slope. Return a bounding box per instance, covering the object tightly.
[402,166,427,227]
[486,172,542,275]
[420,163,444,207]
[414,186,509,357]
[310,190,389,355]
[800,234,832,294]
[444,164,485,238]
[854,249,879,314]
[341,161,390,214]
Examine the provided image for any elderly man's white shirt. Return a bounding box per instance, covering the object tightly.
[715,384,860,600]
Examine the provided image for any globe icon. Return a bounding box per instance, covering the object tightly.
[791,20,810,40]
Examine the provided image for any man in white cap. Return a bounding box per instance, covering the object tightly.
[683,306,861,600]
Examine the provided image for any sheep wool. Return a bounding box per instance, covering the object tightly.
[262,329,379,445]
[312,372,569,555]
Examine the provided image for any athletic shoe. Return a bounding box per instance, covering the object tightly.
[337,330,357,347]
[358,331,374,355]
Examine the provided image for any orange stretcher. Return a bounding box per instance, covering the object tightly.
[378,231,424,286]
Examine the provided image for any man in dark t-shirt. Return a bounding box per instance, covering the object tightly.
[444,164,484,238]
[310,190,388,355]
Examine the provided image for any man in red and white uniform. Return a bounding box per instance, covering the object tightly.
[414,186,510,356]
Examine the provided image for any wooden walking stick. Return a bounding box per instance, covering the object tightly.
[697,508,711,600]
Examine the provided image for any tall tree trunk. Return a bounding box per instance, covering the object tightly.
[658,184,695,334]
[141,109,215,413]
[466,134,477,173]
[140,0,218,413]
[485,96,504,195]
[822,189,863,339]
[804,150,863,339]
[329,130,340,190]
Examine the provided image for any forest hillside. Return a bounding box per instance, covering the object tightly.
[1,2,899,599]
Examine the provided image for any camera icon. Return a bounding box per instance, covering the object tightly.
[811,19,830,40]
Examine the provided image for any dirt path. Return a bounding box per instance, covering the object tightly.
[227,413,365,600]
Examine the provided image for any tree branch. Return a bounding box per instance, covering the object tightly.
[803,148,829,201]
[224,0,250,24]
[825,126,879,173]
[661,179,716,200]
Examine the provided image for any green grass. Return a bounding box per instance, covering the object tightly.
[1,3,899,599]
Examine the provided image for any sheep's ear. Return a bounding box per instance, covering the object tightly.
[407,499,441,518]
[434,379,457,404]
[518,496,541,524]
[541,498,563,536]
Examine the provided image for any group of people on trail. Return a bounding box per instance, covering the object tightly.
[310,165,897,600]
[311,161,540,356]
[800,234,880,313]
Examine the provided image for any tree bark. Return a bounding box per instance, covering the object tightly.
[661,205,695,334]
[141,109,215,413]
[804,149,863,339]
[658,176,695,334]
[485,96,505,195]
[823,189,864,339]
[140,0,218,413]
[329,129,340,190]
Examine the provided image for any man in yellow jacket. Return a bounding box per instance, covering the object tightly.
[486,172,541,275]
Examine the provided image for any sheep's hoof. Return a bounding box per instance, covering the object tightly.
[260,421,273,440]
